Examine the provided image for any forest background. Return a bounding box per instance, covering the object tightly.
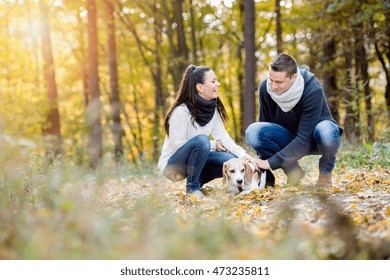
[0,0,390,260]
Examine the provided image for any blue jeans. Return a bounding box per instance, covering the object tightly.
[245,120,342,174]
[163,135,236,193]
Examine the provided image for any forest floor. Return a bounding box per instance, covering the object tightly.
[0,144,389,259]
[98,158,390,259]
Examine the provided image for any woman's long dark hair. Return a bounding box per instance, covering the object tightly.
[163,65,228,136]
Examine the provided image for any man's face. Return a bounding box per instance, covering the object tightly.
[268,69,297,95]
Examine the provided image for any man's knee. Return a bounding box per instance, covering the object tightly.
[245,123,258,139]
[314,121,341,148]
[246,122,268,141]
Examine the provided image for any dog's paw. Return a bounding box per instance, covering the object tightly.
[200,185,215,196]
[241,190,253,195]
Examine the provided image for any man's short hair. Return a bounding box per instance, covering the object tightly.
[270,53,297,78]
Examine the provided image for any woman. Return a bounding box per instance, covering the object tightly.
[158,65,255,198]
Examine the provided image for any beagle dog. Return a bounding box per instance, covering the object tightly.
[222,158,274,195]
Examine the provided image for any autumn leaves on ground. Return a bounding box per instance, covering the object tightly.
[0,143,389,259]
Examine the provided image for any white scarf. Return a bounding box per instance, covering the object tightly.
[266,67,304,112]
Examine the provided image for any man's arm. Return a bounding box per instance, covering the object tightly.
[268,86,324,170]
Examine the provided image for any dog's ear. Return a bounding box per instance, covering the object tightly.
[222,162,228,184]
[244,162,253,185]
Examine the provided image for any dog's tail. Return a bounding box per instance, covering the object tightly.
[257,169,275,189]
[258,170,266,189]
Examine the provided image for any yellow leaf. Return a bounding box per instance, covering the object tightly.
[385,207,390,217]
[241,215,252,224]
[37,208,51,218]
[353,216,363,224]
[256,229,270,238]
[254,206,262,213]
[332,187,341,192]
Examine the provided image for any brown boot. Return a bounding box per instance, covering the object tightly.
[285,167,305,187]
[315,172,332,188]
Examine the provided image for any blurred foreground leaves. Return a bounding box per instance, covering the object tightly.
[0,143,389,259]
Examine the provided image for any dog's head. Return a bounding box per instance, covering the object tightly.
[223,158,254,195]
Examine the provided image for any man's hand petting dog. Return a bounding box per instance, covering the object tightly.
[252,158,270,170]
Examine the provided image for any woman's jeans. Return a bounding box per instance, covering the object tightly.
[163,135,236,193]
[245,120,342,174]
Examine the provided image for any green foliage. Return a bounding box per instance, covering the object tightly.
[338,142,390,170]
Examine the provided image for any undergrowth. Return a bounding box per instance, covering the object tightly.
[0,141,389,259]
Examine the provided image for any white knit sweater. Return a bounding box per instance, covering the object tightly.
[158,104,248,172]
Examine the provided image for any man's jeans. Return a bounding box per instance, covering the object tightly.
[245,120,342,174]
[163,135,236,193]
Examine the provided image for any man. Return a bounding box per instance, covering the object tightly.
[246,53,343,188]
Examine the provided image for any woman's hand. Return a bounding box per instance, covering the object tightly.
[240,155,254,164]
[216,140,227,152]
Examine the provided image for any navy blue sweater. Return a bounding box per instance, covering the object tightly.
[258,67,341,170]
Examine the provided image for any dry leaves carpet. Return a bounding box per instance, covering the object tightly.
[97,162,390,259]
[0,145,389,259]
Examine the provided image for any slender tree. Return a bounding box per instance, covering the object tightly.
[117,1,166,160]
[343,37,361,141]
[189,0,198,65]
[106,0,124,161]
[152,3,166,160]
[372,1,390,122]
[173,0,189,72]
[77,9,90,107]
[161,0,189,91]
[242,0,256,137]
[39,0,62,159]
[354,22,374,141]
[275,0,283,53]
[86,0,102,169]
[321,38,339,122]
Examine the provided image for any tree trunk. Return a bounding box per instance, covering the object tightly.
[173,0,189,73]
[386,9,390,122]
[242,0,256,137]
[354,25,374,141]
[238,0,245,140]
[373,41,390,125]
[373,9,390,124]
[343,38,361,141]
[161,0,180,90]
[321,37,339,122]
[116,1,166,160]
[86,0,102,169]
[189,0,198,65]
[76,9,89,107]
[152,6,165,161]
[106,0,124,161]
[275,0,283,53]
[39,0,62,160]
[27,0,41,90]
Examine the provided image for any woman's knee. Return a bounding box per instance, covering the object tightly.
[192,134,211,151]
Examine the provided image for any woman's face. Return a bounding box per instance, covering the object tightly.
[197,70,220,100]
